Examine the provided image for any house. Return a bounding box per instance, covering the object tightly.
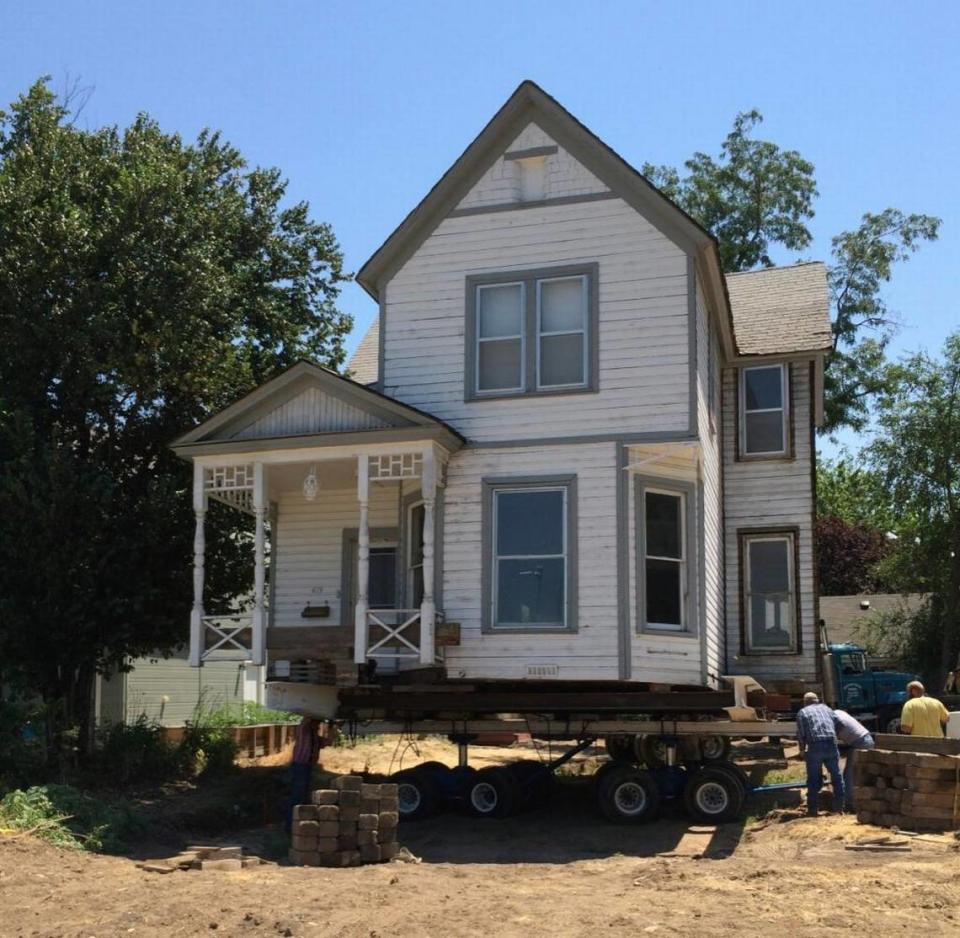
[172,81,832,697]
[96,650,265,727]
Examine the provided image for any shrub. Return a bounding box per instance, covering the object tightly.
[91,715,177,785]
[0,784,144,852]
[0,698,47,794]
[177,724,239,777]
[192,700,300,728]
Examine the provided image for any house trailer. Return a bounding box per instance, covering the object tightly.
[172,81,831,709]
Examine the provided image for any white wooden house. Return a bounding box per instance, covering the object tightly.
[172,82,831,696]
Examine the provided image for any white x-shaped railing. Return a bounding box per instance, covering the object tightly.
[202,613,253,659]
[366,609,422,659]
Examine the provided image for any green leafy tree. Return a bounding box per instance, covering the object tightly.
[643,110,817,273]
[644,113,940,432]
[0,79,350,766]
[868,334,960,684]
[817,458,897,531]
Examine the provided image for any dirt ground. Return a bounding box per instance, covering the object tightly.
[4,736,960,938]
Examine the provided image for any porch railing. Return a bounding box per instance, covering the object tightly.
[201,613,253,660]
[366,608,444,663]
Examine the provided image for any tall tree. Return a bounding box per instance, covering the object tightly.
[643,110,817,273]
[868,334,960,684]
[644,113,940,431]
[0,79,350,763]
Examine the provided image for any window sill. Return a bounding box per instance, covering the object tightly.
[483,625,577,635]
[738,648,801,656]
[466,385,599,403]
[737,451,794,463]
[638,626,697,638]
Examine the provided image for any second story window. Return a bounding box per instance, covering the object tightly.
[740,364,789,457]
[466,265,598,400]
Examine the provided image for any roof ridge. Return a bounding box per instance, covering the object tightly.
[725,260,826,277]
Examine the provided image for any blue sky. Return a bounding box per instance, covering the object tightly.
[2,1,958,455]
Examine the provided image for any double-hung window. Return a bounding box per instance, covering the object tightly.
[740,364,788,457]
[467,265,597,399]
[636,480,694,632]
[742,532,797,653]
[482,476,577,632]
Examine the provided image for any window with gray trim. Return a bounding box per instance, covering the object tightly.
[482,476,577,632]
[635,479,695,633]
[743,533,796,652]
[466,265,598,400]
[740,364,788,456]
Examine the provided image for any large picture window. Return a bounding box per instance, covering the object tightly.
[482,476,577,632]
[466,265,598,400]
[636,479,695,633]
[740,364,788,456]
[742,532,797,652]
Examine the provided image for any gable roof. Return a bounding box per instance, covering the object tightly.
[347,319,380,385]
[726,262,833,356]
[172,360,463,454]
[356,80,720,301]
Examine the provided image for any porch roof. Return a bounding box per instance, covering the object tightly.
[171,360,465,459]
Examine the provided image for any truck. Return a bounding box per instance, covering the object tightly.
[821,640,916,733]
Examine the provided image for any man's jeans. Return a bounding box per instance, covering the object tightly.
[805,738,845,813]
[841,734,875,808]
[285,762,313,833]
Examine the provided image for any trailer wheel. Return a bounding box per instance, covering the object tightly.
[699,735,732,763]
[391,766,442,821]
[507,759,553,808]
[468,766,519,818]
[638,734,668,768]
[683,767,745,823]
[604,735,638,762]
[597,765,661,823]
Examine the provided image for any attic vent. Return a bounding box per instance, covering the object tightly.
[527,664,560,678]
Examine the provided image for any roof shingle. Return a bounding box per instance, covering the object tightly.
[347,319,380,385]
[725,261,833,356]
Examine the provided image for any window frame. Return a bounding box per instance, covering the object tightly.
[535,274,589,391]
[738,364,790,458]
[634,477,698,636]
[739,528,801,655]
[465,264,599,402]
[481,474,578,634]
[475,280,526,395]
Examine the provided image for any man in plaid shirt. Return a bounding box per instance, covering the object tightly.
[796,692,844,815]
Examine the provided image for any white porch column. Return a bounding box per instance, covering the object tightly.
[251,462,267,667]
[419,447,437,665]
[353,455,370,664]
[189,462,207,667]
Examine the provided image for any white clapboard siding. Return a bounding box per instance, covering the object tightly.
[383,196,691,442]
[442,443,621,681]
[697,281,724,686]
[722,362,818,683]
[272,481,407,630]
[226,387,391,440]
[625,443,704,685]
[456,122,609,211]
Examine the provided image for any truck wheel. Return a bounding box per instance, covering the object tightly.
[507,759,553,808]
[877,708,901,734]
[699,735,732,763]
[638,734,671,768]
[707,760,749,796]
[683,767,745,823]
[468,766,519,818]
[604,735,638,762]
[391,765,442,820]
[597,765,661,823]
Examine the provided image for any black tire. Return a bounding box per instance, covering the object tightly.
[391,766,441,821]
[604,735,638,763]
[638,734,669,768]
[683,767,746,823]
[507,759,554,807]
[698,735,732,763]
[467,766,519,818]
[707,760,749,796]
[597,765,662,823]
[877,707,902,735]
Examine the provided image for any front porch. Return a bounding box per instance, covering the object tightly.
[171,361,464,685]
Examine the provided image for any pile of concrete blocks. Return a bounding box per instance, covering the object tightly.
[289,775,400,867]
[854,748,960,831]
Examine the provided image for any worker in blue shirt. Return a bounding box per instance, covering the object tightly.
[796,692,844,816]
[833,709,875,811]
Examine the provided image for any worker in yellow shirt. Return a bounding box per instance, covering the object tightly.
[900,681,949,737]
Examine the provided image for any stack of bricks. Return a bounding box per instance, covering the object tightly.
[854,748,960,832]
[289,775,400,867]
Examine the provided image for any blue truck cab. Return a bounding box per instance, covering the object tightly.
[825,642,917,732]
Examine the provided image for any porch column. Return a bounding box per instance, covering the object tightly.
[354,455,370,664]
[189,462,207,667]
[420,447,437,665]
[251,462,267,667]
